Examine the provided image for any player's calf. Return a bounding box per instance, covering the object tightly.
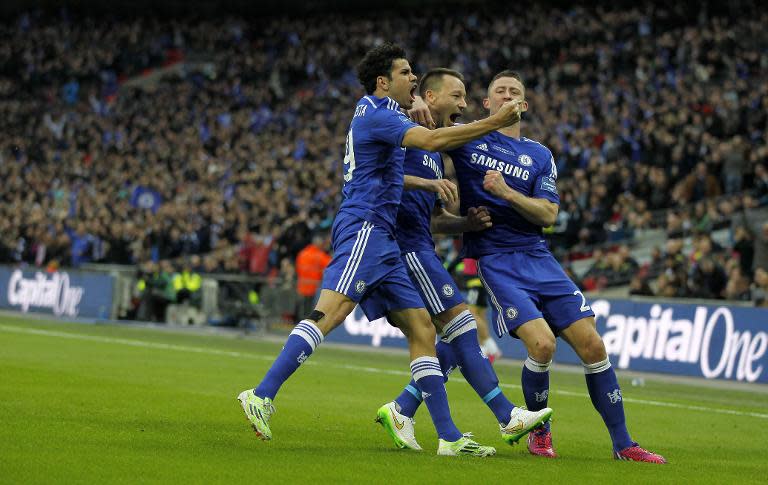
[437,308,517,424]
[391,308,463,442]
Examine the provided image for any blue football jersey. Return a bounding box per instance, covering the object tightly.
[448,132,559,257]
[395,148,444,252]
[338,95,419,235]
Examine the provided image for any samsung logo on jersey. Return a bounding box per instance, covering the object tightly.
[422,154,443,179]
[470,153,529,180]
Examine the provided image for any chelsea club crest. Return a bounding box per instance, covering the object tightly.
[355,280,366,293]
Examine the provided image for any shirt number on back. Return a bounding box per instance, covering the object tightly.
[573,290,591,312]
[343,130,356,182]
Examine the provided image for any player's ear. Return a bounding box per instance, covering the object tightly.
[521,100,529,112]
[482,97,490,110]
[377,75,390,92]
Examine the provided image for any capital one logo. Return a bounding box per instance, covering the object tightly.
[6,270,84,317]
[593,300,768,383]
[343,307,405,347]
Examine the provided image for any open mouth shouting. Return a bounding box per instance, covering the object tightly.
[448,109,463,126]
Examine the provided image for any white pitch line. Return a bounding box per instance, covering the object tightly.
[2,324,767,420]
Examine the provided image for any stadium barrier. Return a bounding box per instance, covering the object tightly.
[0,263,282,326]
[0,266,114,319]
[4,263,764,384]
[325,298,768,384]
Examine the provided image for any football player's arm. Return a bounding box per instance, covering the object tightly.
[403,175,458,206]
[482,170,558,227]
[401,101,522,152]
[431,206,492,235]
[406,95,435,129]
[440,154,460,215]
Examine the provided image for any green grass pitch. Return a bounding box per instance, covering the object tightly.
[1,316,767,484]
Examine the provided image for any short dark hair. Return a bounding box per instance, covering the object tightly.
[418,68,464,98]
[488,70,525,92]
[356,42,407,95]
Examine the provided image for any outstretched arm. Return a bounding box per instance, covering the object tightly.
[401,101,522,152]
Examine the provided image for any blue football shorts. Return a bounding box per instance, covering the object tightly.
[401,250,464,316]
[321,215,424,321]
[477,249,595,338]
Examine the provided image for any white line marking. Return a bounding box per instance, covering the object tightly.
[2,324,767,420]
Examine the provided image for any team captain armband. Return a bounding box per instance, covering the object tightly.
[540,176,558,194]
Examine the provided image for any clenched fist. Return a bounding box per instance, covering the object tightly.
[483,170,511,199]
[466,206,492,231]
[496,100,523,127]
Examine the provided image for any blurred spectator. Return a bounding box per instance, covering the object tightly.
[653,239,690,298]
[689,257,728,299]
[724,266,752,301]
[752,268,768,307]
[295,232,331,318]
[581,248,610,291]
[628,274,654,297]
[136,261,176,322]
[722,136,747,194]
[733,226,755,276]
[754,222,768,273]
[68,222,96,267]
[754,164,768,205]
[173,255,203,305]
[673,163,722,205]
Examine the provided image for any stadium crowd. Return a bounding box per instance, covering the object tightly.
[1,3,767,303]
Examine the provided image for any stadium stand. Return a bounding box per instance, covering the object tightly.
[0,3,766,305]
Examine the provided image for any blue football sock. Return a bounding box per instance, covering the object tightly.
[394,382,422,418]
[395,340,457,417]
[435,339,460,377]
[443,310,515,424]
[254,320,323,400]
[521,356,552,431]
[411,356,462,441]
[584,358,633,451]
